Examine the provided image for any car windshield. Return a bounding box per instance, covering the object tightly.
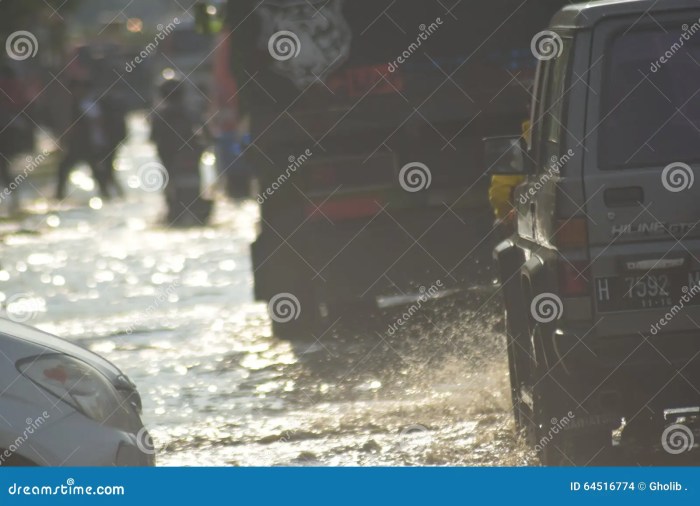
[599,24,700,169]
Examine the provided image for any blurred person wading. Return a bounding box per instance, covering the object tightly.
[55,78,126,200]
[150,78,210,224]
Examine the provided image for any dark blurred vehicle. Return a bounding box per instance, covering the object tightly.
[215,0,568,337]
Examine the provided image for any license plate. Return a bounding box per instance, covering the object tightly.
[595,270,700,312]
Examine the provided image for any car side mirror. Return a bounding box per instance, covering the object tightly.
[483,136,532,176]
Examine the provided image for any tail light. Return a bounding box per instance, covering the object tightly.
[558,260,590,297]
[553,217,588,249]
[304,153,395,194]
[307,165,339,191]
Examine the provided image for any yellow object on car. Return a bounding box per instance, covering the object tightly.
[489,175,525,221]
[488,120,530,221]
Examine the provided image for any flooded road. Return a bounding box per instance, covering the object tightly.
[0,116,536,466]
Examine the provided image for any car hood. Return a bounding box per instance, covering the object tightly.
[0,318,123,381]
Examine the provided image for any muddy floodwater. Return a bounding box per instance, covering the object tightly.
[0,116,535,466]
[3,116,695,467]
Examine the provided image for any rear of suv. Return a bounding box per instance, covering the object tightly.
[489,0,700,465]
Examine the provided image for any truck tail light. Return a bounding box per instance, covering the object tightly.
[558,260,590,297]
[553,217,588,249]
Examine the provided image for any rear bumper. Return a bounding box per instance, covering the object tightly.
[551,325,700,415]
[555,326,700,371]
[252,204,494,303]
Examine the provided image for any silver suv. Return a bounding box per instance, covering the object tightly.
[487,0,700,465]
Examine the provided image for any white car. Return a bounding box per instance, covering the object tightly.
[0,319,154,466]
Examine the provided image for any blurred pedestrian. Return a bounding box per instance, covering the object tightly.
[150,78,210,224]
[0,62,34,211]
[55,78,110,200]
[98,90,127,198]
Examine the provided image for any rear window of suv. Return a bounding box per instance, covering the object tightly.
[599,23,700,169]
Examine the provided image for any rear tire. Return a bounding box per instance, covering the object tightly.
[500,271,530,432]
[505,308,530,432]
[269,278,319,341]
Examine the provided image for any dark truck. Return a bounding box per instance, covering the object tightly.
[217,0,567,337]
